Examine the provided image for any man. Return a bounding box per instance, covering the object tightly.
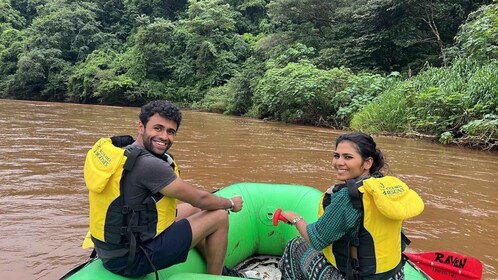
[85,100,243,277]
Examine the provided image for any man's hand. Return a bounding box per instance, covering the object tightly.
[230,196,243,212]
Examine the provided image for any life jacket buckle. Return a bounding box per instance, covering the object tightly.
[122,205,131,214]
[120,226,128,235]
[351,268,361,280]
[352,258,360,269]
[352,237,360,246]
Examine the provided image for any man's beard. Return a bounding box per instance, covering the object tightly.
[143,136,172,157]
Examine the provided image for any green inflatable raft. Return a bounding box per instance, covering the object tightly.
[62,182,428,280]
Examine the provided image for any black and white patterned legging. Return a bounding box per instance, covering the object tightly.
[278,237,404,280]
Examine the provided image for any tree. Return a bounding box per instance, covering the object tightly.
[0,28,24,76]
[25,1,104,62]
[124,0,187,21]
[454,3,498,60]
[0,0,26,31]
[171,0,249,101]
[253,60,348,124]
[124,19,177,81]
[226,0,269,33]
[265,0,492,74]
[8,0,44,24]
[67,49,119,103]
[8,0,105,100]
[93,0,132,42]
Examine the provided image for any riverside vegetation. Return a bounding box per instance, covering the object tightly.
[1,0,497,150]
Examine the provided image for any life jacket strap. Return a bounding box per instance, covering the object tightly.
[346,180,365,279]
[125,228,137,275]
[346,242,361,280]
[123,147,141,171]
[402,231,411,246]
[124,210,139,275]
[107,204,148,213]
[346,179,362,209]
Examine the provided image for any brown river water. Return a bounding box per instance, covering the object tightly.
[0,99,497,279]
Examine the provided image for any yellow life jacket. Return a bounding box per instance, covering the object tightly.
[82,136,179,249]
[319,176,424,278]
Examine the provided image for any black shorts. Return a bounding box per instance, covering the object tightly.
[104,218,193,277]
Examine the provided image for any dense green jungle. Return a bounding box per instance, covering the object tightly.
[1,0,497,149]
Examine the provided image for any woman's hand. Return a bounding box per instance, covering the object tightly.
[282,211,301,224]
[282,210,310,242]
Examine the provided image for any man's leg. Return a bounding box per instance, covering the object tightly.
[187,209,229,275]
[176,203,206,256]
[176,202,202,219]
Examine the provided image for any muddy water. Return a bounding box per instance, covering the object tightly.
[0,99,496,279]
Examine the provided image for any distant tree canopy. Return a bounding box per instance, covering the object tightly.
[1,0,497,149]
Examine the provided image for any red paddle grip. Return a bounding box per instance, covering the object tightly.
[273,208,289,226]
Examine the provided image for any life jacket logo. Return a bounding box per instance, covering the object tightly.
[93,141,111,167]
[434,252,467,268]
[379,182,404,196]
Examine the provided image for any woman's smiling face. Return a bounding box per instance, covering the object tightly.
[332,140,372,181]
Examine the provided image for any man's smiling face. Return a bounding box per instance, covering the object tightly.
[138,113,177,156]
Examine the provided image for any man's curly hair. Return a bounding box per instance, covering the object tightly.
[139,100,182,130]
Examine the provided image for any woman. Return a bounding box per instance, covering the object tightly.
[278,132,424,280]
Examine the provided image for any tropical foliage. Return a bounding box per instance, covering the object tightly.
[0,0,496,149]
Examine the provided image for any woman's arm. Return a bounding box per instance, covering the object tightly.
[282,188,361,250]
[281,211,310,242]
